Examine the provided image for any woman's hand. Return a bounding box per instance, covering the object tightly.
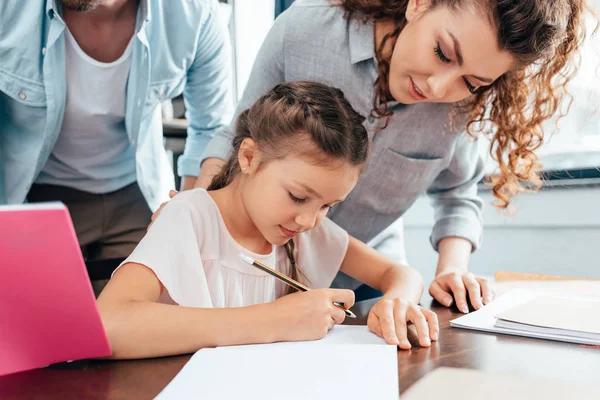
[367,297,438,349]
[428,269,494,313]
[147,190,178,231]
[268,288,355,342]
[433,238,494,313]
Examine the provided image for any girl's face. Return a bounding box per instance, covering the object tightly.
[240,150,361,246]
[388,0,516,104]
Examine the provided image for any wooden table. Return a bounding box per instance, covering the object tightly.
[2,293,599,399]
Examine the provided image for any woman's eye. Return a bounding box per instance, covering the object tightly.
[434,43,451,63]
[288,193,306,204]
[463,78,478,94]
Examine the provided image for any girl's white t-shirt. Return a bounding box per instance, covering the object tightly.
[116,189,349,308]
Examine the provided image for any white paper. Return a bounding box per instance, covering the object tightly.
[495,295,600,337]
[494,319,600,341]
[401,367,600,400]
[155,326,398,400]
[300,325,388,345]
[450,290,600,345]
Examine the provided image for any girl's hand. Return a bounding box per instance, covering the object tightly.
[269,289,355,342]
[367,297,438,349]
[429,270,494,313]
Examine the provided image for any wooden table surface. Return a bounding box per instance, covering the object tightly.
[2,287,600,399]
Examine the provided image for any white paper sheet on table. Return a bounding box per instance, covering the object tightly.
[450,289,600,345]
[495,295,600,341]
[154,326,399,400]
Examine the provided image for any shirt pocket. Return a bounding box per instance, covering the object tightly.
[0,73,47,133]
[145,76,186,111]
[0,72,46,107]
[355,148,446,214]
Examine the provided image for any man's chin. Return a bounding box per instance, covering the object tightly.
[58,0,102,13]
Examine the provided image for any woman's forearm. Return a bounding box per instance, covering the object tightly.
[100,300,277,359]
[436,236,472,275]
[378,265,424,304]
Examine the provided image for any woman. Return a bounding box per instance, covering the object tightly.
[181,0,590,313]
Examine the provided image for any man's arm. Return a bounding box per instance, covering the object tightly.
[178,0,234,190]
[180,158,223,190]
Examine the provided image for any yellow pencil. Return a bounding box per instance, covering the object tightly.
[239,253,356,318]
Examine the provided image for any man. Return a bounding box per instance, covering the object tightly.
[0,0,232,285]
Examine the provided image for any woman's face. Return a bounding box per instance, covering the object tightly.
[388,0,516,104]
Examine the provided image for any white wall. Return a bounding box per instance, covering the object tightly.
[402,186,600,287]
[230,0,275,100]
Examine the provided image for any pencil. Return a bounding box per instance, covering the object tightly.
[239,253,357,318]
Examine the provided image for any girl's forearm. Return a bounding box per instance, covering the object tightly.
[379,265,424,304]
[100,300,278,359]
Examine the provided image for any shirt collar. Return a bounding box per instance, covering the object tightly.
[348,17,375,64]
[139,0,151,23]
[46,0,62,22]
[46,0,56,16]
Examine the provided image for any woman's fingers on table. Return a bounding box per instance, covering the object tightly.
[477,276,495,305]
[462,273,483,310]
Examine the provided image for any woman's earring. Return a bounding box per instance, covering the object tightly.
[242,167,248,173]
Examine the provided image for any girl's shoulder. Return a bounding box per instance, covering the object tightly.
[168,188,214,208]
[165,189,222,227]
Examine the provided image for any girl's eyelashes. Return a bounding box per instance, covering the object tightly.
[288,192,335,209]
[288,192,306,204]
[434,43,451,63]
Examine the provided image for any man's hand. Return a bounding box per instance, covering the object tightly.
[431,237,494,312]
[147,190,178,231]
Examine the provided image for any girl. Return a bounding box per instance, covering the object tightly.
[189,0,592,313]
[98,81,438,359]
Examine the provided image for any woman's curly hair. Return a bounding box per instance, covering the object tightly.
[335,0,593,208]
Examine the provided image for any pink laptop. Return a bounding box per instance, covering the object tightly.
[0,202,112,376]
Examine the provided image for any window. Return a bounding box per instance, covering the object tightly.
[229,0,275,100]
[480,3,600,176]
